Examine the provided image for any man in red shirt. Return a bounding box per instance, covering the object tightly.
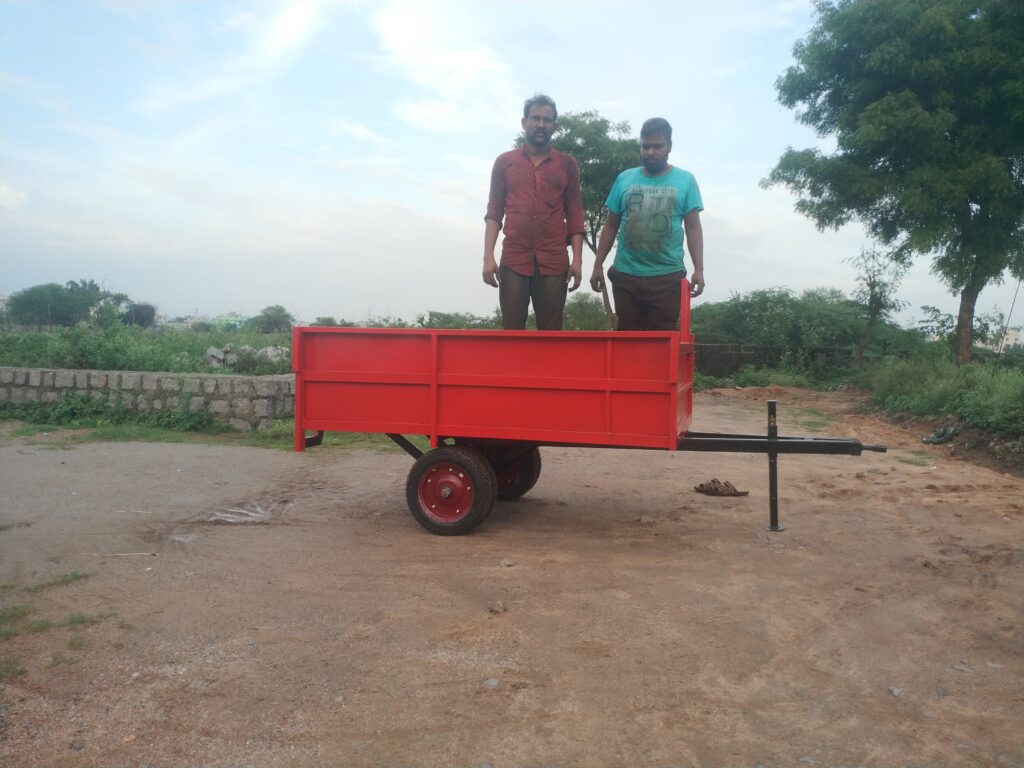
[483,94,586,330]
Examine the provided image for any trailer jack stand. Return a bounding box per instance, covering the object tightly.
[677,400,886,531]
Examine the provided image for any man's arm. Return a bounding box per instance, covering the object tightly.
[567,233,583,291]
[483,218,501,287]
[683,209,704,297]
[590,212,621,292]
[564,157,585,292]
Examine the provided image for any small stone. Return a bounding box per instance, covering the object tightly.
[334,695,344,703]
[936,687,949,698]
[499,559,514,567]
[483,677,499,689]
[887,686,903,697]
[71,740,85,750]
[985,661,1004,669]
[952,662,973,673]
[489,601,506,614]
[637,515,656,525]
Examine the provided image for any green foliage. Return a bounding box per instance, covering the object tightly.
[0,391,222,432]
[563,293,610,330]
[517,110,639,252]
[247,305,295,333]
[864,355,1024,435]
[733,365,812,388]
[122,302,157,327]
[0,324,292,374]
[416,310,501,329]
[765,0,1024,361]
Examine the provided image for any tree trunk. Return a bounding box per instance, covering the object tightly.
[954,278,984,365]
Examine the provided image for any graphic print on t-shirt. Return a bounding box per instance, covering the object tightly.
[622,185,678,254]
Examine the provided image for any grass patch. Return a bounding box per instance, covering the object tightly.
[67,635,88,650]
[0,604,34,640]
[0,654,27,680]
[894,450,933,467]
[25,571,92,593]
[0,391,226,434]
[46,653,74,668]
[64,613,99,627]
[117,620,134,631]
[24,619,56,633]
[0,521,32,533]
[793,408,836,433]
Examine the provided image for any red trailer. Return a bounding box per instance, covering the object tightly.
[292,281,884,534]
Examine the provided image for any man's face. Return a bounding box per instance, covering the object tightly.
[641,133,671,173]
[522,105,557,149]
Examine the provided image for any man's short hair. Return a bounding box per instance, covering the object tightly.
[641,117,672,141]
[524,93,558,120]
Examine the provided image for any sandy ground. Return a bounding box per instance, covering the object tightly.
[0,388,1021,768]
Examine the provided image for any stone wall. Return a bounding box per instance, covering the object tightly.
[0,367,294,431]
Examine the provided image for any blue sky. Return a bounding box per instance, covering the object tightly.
[1,0,1020,326]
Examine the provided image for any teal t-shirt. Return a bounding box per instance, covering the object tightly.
[605,166,703,277]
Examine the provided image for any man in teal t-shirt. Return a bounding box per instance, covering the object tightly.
[590,117,705,330]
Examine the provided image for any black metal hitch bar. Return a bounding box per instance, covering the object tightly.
[677,400,886,531]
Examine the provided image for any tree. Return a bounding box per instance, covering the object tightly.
[122,302,157,328]
[563,293,609,330]
[844,246,909,360]
[763,0,1024,364]
[515,110,639,253]
[7,279,115,326]
[248,305,295,333]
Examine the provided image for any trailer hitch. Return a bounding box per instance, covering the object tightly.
[677,400,886,531]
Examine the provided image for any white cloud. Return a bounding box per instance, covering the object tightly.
[329,120,392,150]
[224,12,256,30]
[370,0,519,132]
[0,182,28,210]
[140,0,329,113]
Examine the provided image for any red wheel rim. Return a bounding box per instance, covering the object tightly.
[417,462,476,524]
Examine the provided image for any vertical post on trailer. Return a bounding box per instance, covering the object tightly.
[767,400,784,532]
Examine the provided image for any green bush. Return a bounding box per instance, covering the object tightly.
[865,356,1024,436]
[0,391,221,432]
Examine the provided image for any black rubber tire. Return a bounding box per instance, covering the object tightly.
[405,446,497,535]
[493,446,542,501]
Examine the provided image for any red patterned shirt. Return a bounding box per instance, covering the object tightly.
[485,147,585,276]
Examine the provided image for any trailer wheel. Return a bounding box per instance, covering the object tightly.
[494,446,542,501]
[406,446,496,535]
[453,441,542,501]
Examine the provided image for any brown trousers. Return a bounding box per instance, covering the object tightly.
[608,267,685,331]
[499,263,568,330]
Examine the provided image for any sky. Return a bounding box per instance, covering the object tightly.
[1,0,1020,328]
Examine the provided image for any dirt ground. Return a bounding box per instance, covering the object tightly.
[1,388,1021,768]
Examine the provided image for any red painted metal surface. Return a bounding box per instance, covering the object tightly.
[293,281,695,452]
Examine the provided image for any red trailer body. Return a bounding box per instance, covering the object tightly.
[293,287,693,454]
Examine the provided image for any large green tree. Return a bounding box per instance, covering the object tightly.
[7,279,126,326]
[247,305,295,333]
[764,0,1024,363]
[516,110,639,253]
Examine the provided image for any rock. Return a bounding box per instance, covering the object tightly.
[952,661,973,673]
[936,687,949,698]
[887,686,903,697]
[637,515,656,525]
[482,677,499,689]
[71,740,85,750]
[499,559,514,568]
[489,601,506,614]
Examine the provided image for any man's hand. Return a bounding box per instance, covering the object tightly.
[567,262,582,292]
[590,265,605,292]
[689,270,705,298]
[482,254,499,287]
